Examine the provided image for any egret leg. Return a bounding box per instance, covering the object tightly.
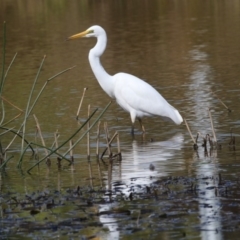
[131,124,135,136]
[138,118,145,133]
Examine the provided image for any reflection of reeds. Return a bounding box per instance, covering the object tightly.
[96,121,101,159]
[208,109,217,146]
[33,114,50,164]
[117,132,122,161]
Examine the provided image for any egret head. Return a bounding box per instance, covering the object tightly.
[68,25,105,40]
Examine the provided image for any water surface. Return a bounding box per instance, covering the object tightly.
[1,1,240,239]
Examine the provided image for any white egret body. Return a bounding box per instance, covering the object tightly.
[68,26,183,133]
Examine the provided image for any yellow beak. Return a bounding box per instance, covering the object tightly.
[67,30,89,40]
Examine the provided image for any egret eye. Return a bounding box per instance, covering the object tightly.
[88,30,94,34]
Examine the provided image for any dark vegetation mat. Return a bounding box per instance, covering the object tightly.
[1,174,240,239]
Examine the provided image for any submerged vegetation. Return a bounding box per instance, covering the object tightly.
[0,22,121,173]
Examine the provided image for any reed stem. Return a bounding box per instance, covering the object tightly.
[211,90,231,112]
[0,155,14,170]
[1,52,18,93]
[208,109,217,144]
[27,101,111,173]
[76,87,87,120]
[184,119,196,144]
[21,55,46,155]
[33,114,50,163]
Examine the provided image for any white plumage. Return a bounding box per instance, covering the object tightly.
[68,25,183,133]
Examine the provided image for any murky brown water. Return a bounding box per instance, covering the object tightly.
[1,0,240,239]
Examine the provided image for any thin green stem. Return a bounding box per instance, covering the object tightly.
[27,107,99,173]
[0,126,34,153]
[27,101,111,173]
[30,142,71,163]
[27,65,76,117]
[0,155,14,170]
[2,52,18,93]
[62,102,112,159]
[15,65,75,157]
[17,143,30,168]
[21,56,46,154]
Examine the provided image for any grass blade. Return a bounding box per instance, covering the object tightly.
[0,126,34,153]
[0,155,14,170]
[21,55,46,154]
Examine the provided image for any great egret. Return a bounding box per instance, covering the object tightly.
[68,25,183,133]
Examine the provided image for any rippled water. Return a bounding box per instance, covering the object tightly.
[1,0,240,239]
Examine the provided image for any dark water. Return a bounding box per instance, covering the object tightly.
[1,0,240,239]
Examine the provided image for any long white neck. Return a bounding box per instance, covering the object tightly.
[88,32,115,98]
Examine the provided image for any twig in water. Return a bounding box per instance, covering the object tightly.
[184,118,198,149]
[4,127,19,154]
[33,114,50,165]
[53,130,59,151]
[102,131,120,160]
[208,109,217,145]
[0,126,34,153]
[0,96,22,112]
[76,87,88,120]
[211,90,231,112]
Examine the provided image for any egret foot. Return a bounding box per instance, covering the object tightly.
[138,118,145,133]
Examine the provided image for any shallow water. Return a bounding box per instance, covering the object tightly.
[1,0,240,239]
